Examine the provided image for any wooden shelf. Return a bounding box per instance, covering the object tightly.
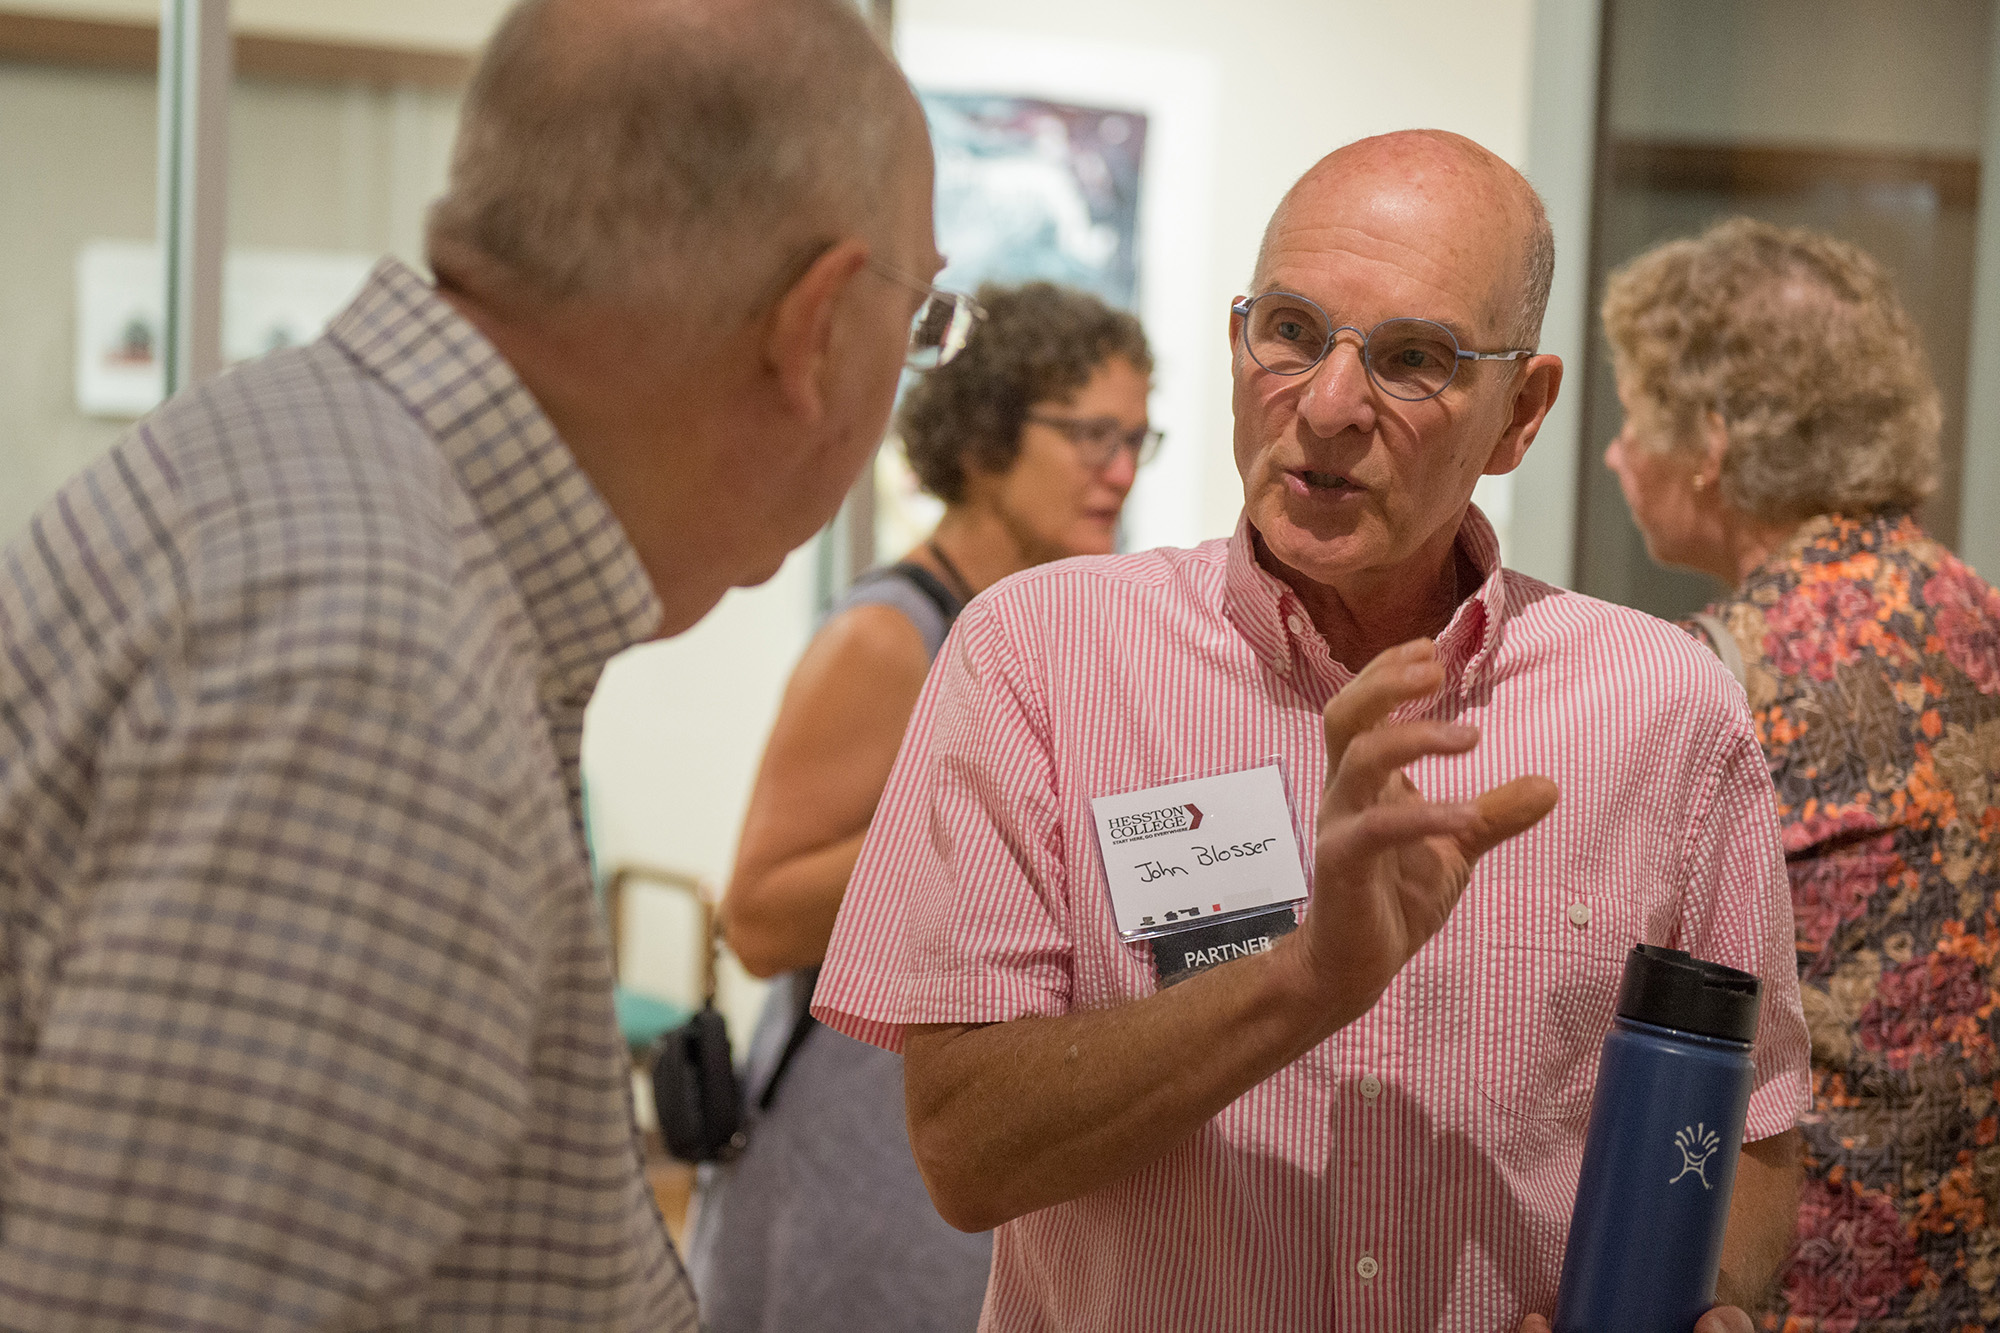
[1606,138,1979,209]
[0,9,472,87]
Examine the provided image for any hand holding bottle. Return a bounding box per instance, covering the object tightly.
[1519,1306,1752,1333]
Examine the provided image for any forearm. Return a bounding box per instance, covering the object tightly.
[722,829,867,976]
[903,934,1352,1232]
[1715,1129,1803,1313]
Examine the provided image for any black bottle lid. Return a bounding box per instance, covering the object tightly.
[1615,944,1761,1044]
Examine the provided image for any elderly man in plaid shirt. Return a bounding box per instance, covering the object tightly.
[0,0,949,1327]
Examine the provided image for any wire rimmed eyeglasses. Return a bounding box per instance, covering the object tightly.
[867,260,985,370]
[1025,413,1164,469]
[1230,291,1535,402]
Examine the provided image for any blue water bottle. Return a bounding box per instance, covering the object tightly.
[1553,944,1761,1333]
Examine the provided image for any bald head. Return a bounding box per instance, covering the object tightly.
[1253,130,1554,345]
[429,0,925,316]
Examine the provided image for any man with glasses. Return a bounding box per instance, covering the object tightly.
[0,0,971,1328]
[814,130,1810,1331]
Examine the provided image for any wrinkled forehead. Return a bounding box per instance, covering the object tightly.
[1255,164,1528,336]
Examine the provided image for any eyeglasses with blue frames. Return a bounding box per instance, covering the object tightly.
[1025,413,1165,469]
[867,260,986,370]
[1230,291,1535,402]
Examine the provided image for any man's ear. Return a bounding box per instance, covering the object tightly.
[1483,353,1564,475]
[764,237,872,423]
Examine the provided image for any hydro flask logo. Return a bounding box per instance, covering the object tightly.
[1669,1123,1722,1190]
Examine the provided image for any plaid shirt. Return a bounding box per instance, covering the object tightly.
[0,260,697,1330]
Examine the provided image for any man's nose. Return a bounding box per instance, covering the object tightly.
[1297,334,1375,435]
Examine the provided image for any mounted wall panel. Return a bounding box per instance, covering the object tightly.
[1575,0,1990,619]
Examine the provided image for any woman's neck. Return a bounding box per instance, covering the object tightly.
[1715,508,1804,588]
[919,505,1044,597]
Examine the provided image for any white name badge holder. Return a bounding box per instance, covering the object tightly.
[1089,760,1310,943]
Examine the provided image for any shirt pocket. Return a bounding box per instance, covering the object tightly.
[1407,941,1625,1124]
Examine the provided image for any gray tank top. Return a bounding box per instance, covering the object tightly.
[685,561,988,1333]
[838,559,964,660]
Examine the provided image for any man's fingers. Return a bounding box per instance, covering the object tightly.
[1459,775,1560,861]
[1321,640,1441,766]
[1516,1318,1552,1333]
[1324,721,1478,816]
[1318,798,1481,868]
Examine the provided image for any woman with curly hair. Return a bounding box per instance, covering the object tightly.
[687,281,1156,1332]
[1602,217,2000,1331]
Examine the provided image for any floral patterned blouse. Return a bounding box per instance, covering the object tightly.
[1688,512,2000,1333]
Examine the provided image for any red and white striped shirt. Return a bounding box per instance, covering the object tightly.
[815,509,1811,1332]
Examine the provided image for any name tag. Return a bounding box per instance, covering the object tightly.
[1151,905,1301,989]
[1090,762,1310,942]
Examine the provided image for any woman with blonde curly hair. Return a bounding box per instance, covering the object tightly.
[1602,216,2000,1331]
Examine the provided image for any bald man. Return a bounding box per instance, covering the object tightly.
[0,0,949,1327]
[814,131,1812,1332]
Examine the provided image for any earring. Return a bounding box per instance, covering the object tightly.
[1691,473,1711,492]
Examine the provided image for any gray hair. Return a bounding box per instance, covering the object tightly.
[1513,188,1555,346]
[428,0,917,315]
[1603,217,1941,521]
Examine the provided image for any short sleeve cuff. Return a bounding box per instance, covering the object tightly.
[812,966,1070,1054]
[1742,1067,1812,1143]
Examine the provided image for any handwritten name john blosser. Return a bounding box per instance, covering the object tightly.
[1134,838,1281,883]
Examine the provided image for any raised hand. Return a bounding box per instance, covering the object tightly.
[1289,638,1559,1025]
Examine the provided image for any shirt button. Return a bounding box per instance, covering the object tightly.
[1358,1074,1383,1101]
[1273,654,1292,675]
[1285,613,1308,635]
[1356,1254,1380,1280]
[1568,902,1592,928]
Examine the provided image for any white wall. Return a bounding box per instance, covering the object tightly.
[1511,0,1603,588]
[583,546,819,1034]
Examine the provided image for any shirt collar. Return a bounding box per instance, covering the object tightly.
[326,258,663,702]
[1222,505,1503,707]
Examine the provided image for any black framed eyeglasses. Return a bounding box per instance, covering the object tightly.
[1026,413,1164,469]
[867,261,985,370]
[1230,291,1535,402]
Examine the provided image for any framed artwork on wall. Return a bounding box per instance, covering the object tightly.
[888,27,1219,560]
